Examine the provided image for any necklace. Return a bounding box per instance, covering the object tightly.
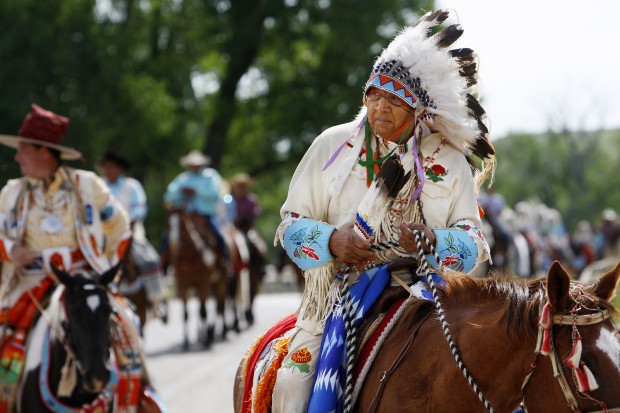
[32,185,70,235]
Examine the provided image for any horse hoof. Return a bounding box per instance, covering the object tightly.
[245,310,254,326]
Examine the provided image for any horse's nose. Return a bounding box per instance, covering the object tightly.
[84,370,110,393]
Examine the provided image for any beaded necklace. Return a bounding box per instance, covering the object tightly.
[358,116,415,186]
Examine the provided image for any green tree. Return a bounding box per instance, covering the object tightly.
[0,0,432,252]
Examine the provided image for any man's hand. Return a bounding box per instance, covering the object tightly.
[328,223,374,264]
[399,222,436,254]
[10,245,36,269]
[181,187,196,197]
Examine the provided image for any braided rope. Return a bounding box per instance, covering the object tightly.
[413,230,496,413]
[342,243,391,413]
[341,265,356,413]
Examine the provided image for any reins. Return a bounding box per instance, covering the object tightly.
[412,230,498,413]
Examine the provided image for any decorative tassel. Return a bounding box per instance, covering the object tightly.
[538,303,552,355]
[298,263,339,322]
[253,337,290,413]
[580,362,600,392]
[57,355,77,397]
[574,367,589,393]
[564,336,582,369]
[540,328,552,356]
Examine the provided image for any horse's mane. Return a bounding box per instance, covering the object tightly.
[428,270,618,343]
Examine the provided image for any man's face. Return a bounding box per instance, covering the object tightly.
[99,161,123,183]
[366,87,414,139]
[15,142,49,178]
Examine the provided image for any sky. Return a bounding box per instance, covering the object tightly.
[435,0,620,139]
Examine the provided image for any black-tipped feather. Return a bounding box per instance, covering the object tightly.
[414,9,450,28]
[472,138,495,159]
[450,48,475,59]
[466,94,486,118]
[376,156,408,199]
[459,62,478,87]
[432,24,463,49]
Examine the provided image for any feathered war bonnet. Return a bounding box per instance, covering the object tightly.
[364,9,495,171]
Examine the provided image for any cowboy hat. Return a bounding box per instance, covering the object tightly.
[179,150,210,167]
[0,104,82,160]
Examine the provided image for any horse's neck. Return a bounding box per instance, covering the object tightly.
[441,298,539,407]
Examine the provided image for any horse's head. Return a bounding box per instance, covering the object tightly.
[52,264,119,394]
[529,260,620,412]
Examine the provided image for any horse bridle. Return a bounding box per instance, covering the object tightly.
[521,304,620,413]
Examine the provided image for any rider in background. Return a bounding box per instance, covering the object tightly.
[229,173,261,234]
[164,149,232,276]
[594,208,620,260]
[0,104,131,408]
[97,149,168,322]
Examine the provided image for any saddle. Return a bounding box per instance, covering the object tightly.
[239,285,429,413]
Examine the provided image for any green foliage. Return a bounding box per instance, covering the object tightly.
[0,0,431,256]
[492,129,620,231]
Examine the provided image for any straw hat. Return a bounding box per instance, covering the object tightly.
[230,173,254,189]
[179,150,210,167]
[0,104,82,160]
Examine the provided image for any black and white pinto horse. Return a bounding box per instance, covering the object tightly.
[18,265,150,412]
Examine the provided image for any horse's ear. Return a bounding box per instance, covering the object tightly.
[546,261,571,312]
[52,265,77,288]
[592,260,620,302]
[99,262,121,286]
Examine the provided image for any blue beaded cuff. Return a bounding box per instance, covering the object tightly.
[425,229,478,273]
[283,218,336,271]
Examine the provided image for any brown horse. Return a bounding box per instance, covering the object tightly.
[234,261,620,413]
[167,211,231,348]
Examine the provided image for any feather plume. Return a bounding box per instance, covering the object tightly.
[450,48,476,62]
[432,24,464,49]
[466,94,486,118]
[413,9,450,28]
[459,62,478,87]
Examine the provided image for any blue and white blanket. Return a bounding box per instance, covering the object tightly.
[306,264,447,413]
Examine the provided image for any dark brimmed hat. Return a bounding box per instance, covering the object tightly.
[98,149,131,170]
[0,104,82,160]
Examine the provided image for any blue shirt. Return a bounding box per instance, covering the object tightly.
[104,175,148,222]
[164,168,222,216]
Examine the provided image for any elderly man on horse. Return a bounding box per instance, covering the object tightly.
[236,9,497,413]
[0,104,164,412]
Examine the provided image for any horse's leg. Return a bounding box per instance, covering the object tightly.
[196,282,214,349]
[178,283,190,350]
[230,271,241,333]
[216,275,232,340]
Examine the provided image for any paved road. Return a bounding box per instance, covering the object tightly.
[142,291,301,413]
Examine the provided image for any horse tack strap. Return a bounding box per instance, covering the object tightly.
[552,310,610,326]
